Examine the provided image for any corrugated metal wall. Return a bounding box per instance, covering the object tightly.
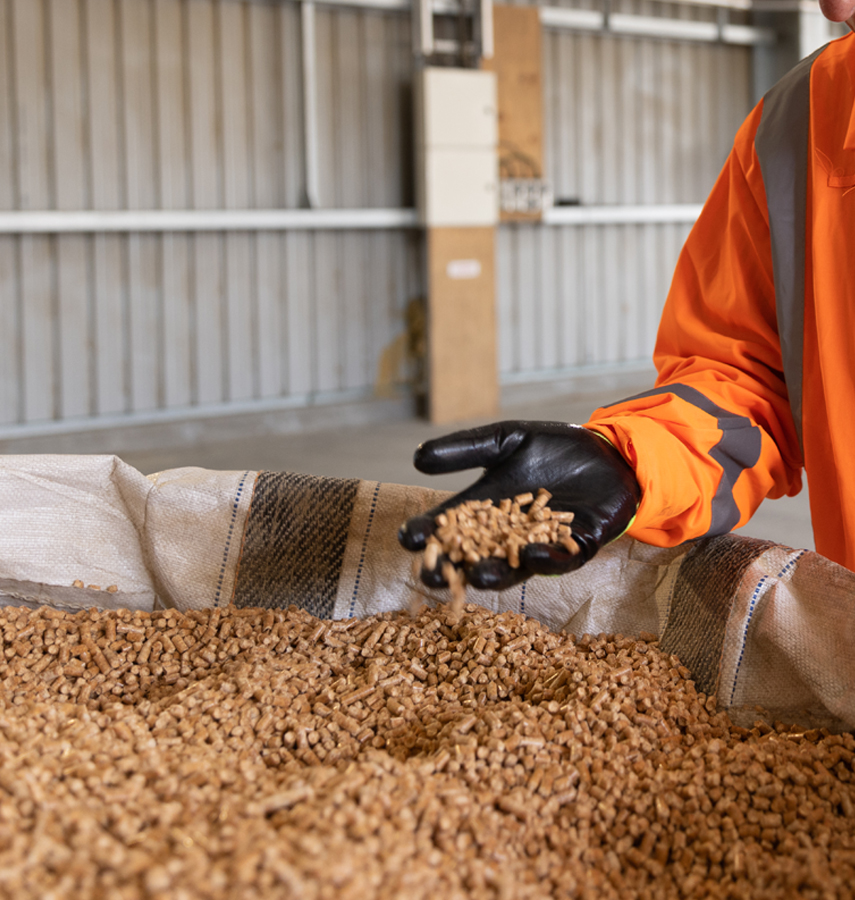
[0,0,753,431]
[498,222,688,378]
[0,0,419,428]
[545,3,751,205]
[500,12,751,380]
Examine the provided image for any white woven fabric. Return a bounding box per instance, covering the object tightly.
[0,455,850,730]
[0,456,255,613]
[719,546,855,729]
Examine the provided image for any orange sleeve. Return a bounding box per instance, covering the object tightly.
[584,102,803,548]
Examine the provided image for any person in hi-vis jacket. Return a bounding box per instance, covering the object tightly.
[400,0,855,585]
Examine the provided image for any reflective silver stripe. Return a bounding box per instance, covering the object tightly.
[754,46,825,457]
[616,384,762,536]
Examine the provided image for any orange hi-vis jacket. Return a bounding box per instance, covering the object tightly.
[585,33,855,571]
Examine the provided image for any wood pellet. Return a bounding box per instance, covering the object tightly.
[2,603,855,899]
[425,489,579,612]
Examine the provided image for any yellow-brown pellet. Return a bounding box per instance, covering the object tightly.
[1,602,855,899]
[422,489,580,606]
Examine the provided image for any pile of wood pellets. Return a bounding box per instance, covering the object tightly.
[2,602,855,899]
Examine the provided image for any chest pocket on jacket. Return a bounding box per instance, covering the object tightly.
[827,170,855,188]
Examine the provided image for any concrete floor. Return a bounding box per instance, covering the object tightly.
[119,387,815,554]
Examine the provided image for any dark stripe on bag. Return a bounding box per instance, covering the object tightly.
[659,533,777,696]
[232,471,360,618]
[616,383,762,535]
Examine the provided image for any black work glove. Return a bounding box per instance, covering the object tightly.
[398,421,641,591]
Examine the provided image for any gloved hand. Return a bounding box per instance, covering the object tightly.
[398,421,641,590]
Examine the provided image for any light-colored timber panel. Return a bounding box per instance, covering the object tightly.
[486,5,544,223]
[427,226,498,424]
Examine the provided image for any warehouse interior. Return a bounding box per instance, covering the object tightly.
[6,1,855,895]
[0,0,831,550]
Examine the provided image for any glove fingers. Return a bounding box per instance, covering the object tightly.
[420,556,451,588]
[420,541,588,589]
[414,538,528,591]
[520,542,585,576]
[465,557,529,591]
[398,477,519,551]
[398,495,478,550]
[413,422,526,474]
[397,513,436,551]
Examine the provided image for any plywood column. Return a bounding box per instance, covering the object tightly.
[486,4,545,223]
[427,227,498,423]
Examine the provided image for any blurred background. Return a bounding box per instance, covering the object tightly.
[0,0,834,550]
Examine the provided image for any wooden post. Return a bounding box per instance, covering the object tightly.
[485,4,544,223]
[427,227,498,424]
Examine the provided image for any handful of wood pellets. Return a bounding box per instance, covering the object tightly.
[422,489,579,612]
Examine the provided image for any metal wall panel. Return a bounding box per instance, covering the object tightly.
[0,0,420,428]
[0,228,420,425]
[0,0,754,431]
[499,12,752,384]
[497,221,692,380]
[542,10,751,207]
